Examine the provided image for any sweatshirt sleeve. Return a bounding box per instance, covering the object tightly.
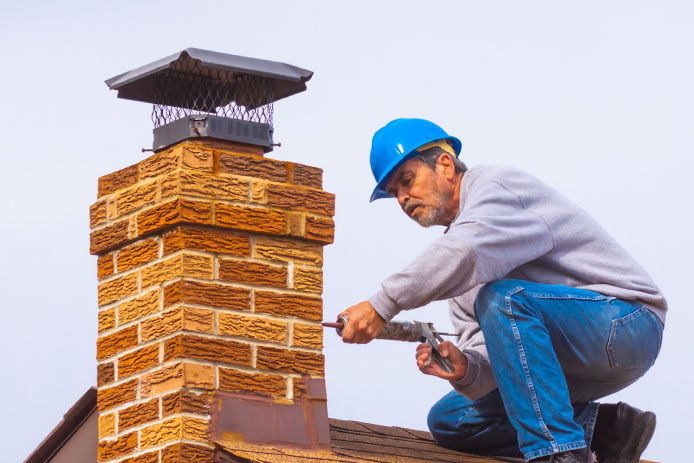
[369,178,554,321]
[446,296,497,400]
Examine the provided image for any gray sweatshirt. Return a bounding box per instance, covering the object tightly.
[368,164,667,400]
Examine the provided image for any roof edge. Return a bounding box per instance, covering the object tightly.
[25,387,97,463]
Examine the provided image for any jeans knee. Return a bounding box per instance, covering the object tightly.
[427,391,474,443]
[427,395,451,438]
[474,280,524,321]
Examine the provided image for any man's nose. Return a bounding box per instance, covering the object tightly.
[397,190,409,209]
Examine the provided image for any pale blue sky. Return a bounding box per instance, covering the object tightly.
[2,1,692,462]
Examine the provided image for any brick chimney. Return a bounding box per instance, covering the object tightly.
[91,50,334,463]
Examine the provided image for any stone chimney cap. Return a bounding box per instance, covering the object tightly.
[105,48,313,108]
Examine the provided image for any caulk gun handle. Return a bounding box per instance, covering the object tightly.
[427,341,456,374]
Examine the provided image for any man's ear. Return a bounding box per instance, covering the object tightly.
[436,153,456,180]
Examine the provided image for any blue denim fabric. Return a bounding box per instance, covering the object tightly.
[427,280,663,461]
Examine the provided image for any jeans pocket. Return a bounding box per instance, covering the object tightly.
[606,305,662,369]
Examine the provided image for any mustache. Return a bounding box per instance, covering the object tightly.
[403,199,425,215]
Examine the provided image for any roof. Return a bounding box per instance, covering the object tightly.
[26,388,660,463]
[105,48,313,108]
[25,387,97,463]
[214,418,522,463]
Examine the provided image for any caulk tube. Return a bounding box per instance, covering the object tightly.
[336,315,423,342]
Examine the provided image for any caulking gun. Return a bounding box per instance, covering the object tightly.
[322,315,458,374]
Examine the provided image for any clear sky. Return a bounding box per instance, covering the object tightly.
[2,1,692,462]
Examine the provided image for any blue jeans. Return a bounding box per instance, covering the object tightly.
[427,280,663,461]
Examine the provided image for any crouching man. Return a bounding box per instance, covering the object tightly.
[339,118,665,463]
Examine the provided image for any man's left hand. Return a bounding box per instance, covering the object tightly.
[338,301,386,344]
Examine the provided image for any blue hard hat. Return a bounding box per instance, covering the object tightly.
[369,118,462,201]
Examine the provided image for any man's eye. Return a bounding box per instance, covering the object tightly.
[403,176,413,186]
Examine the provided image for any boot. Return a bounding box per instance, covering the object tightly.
[591,402,656,463]
[530,447,593,462]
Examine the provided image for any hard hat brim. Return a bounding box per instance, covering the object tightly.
[369,135,462,202]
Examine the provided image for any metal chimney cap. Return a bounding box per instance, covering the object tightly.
[105,48,313,107]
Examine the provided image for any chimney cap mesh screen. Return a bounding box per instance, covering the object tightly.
[105,48,313,128]
[151,55,274,128]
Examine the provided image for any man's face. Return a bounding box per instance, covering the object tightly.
[384,157,453,227]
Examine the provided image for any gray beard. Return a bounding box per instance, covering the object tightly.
[407,191,452,227]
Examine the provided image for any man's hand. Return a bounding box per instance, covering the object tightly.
[416,341,468,381]
[339,301,386,344]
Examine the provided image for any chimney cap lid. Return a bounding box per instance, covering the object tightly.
[105,48,313,106]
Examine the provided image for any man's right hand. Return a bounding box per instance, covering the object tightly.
[416,341,468,382]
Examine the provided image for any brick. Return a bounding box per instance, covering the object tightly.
[305,216,335,244]
[97,254,115,279]
[286,212,304,237]
[116,181,158,217]
[116,239,159,273]
[97,272,139,306]
[120,452,160,463]
[192,138,264,155]
[215,204,286,235]
[97,379,137,411]
[218,259,287,288]
[141,306,214,342]
[140,364,183,397]
[140,416,209,449]
[218,313,287,343]
[163,225,250,257]
[218,152,288,182]
[118,397,159,431]
[98,412,115,439]
[141,253,212,289]
[266,184,335,216]
[140,417,181,448]
[218,368,286,396]
[293,376,328,400]
[118,344,160,378]
[162,390,211,418]
[251,181,266,204]
[181,145,214,172]
[139,148,181,180]
[128,215,137,237]
[97,431,137,461]
[292,324,323,349]
[293,266,323,293]
[97,362,115,387]
[161,442,214,463]
[140,363,215,397]
[97,325,138,360]
[118,289,160,326]
[160,172,180,200]
[98,164,138,198]
[178,170,248,201]
[137,198,213,236]
[90,199,108,228]
[253,237,323,266]
[163,280,250,311]
[254,291,323,321]
[164,334,251,366]
[256,346,324,375]
[90,219,130,255]
[98,308,115,333]
[291,164,323,189]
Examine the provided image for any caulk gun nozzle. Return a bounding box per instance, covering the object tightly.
[321,322,343,329]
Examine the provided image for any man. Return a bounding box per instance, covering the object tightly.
[339,118,666,463]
